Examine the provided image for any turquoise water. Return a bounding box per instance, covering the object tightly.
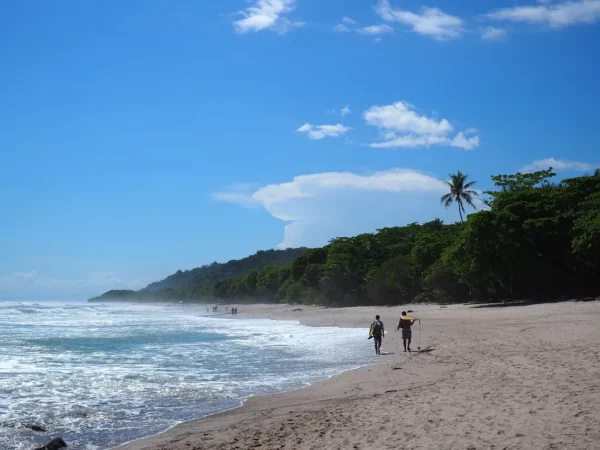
[0,302,372,449]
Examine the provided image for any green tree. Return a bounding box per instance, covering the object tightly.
[441,171,479,223]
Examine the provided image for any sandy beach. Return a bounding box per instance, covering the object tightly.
[118,301,600,450]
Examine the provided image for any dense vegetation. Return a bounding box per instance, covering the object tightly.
[213,169,600,305]
[91,169,600,306]
[89,248,306,302]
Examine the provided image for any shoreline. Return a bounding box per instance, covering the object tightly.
[116,301,600,450]
[113,303,456,450]
[114,304,392,449]
[114,359,374,450]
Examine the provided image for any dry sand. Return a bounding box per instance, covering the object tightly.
[118,301,600,450]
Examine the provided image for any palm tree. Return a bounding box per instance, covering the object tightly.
[441,171,479,223]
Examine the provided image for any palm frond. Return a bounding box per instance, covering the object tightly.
[440,193,454,207]
[462,194,478,210]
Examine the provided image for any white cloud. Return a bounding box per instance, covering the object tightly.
[520,157,600,173]
[342,16,357,25]
[364,101,479,150]
[234,0,304,34]
[340,105,351,116]
[215,169,458,248]
[357,24,394,35]
[451,132,480,150]
[485,0,600,28]
[364,101,453,135]
[297,123,351,140]
[481,26,508,40]
[0,271,151,301]
[376,0,464,40]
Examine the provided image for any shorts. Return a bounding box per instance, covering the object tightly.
[373,335,382,344]
[402,329,412,340]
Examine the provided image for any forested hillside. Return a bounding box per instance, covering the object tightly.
[89,248,306,302]
[144,248,307,292]
[213,169,600,305]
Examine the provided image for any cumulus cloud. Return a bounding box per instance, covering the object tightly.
[520,157,600,173]
[234,0,304,34]
[485,0,600,28]
[214,169,459,248]
[297,123,351,140]
[364,101,479,150]
[376,0,464,40]
[451,132,480,150]
[481,26,508,40]
[364,102,453,135]
[0,271,151,301]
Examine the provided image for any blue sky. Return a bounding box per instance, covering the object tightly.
[1,0,599,300]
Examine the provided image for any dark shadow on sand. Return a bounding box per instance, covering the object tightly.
[470,297,598,309]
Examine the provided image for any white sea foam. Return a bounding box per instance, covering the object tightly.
[0,301,371,449]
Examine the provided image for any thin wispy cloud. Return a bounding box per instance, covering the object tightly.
[480,26,508,40]
[485,0,600,28]
[297,123,351,140]
[333,16,358,31]
[520,157,600,173]
[357,24,394,35]
[376,0,464,40]
[333,23,352,32]
[340,105,351,116]
[211,183,261,208]
[234,0,304,34]
[333,16,393,39]
[364,101,479,150]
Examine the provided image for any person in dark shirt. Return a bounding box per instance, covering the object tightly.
[397,311,417,352]
[369,315,385,355]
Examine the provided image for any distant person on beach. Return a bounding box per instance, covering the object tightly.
[369,315,385,355]
[397,311,417,352]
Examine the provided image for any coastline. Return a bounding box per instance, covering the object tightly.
[117,301,600,450]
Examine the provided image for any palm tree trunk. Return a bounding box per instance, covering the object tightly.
[457,199,464,223]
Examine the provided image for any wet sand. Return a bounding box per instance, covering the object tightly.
[118,301,600,450]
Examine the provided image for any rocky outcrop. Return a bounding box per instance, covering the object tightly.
[34,437,67,450]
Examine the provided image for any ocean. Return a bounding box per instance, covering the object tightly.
[0,302,372,449]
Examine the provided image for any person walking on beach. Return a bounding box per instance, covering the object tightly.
[369,315,385,355]
[397,311,417,352]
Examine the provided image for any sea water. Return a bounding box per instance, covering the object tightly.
[0,302,372,449]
